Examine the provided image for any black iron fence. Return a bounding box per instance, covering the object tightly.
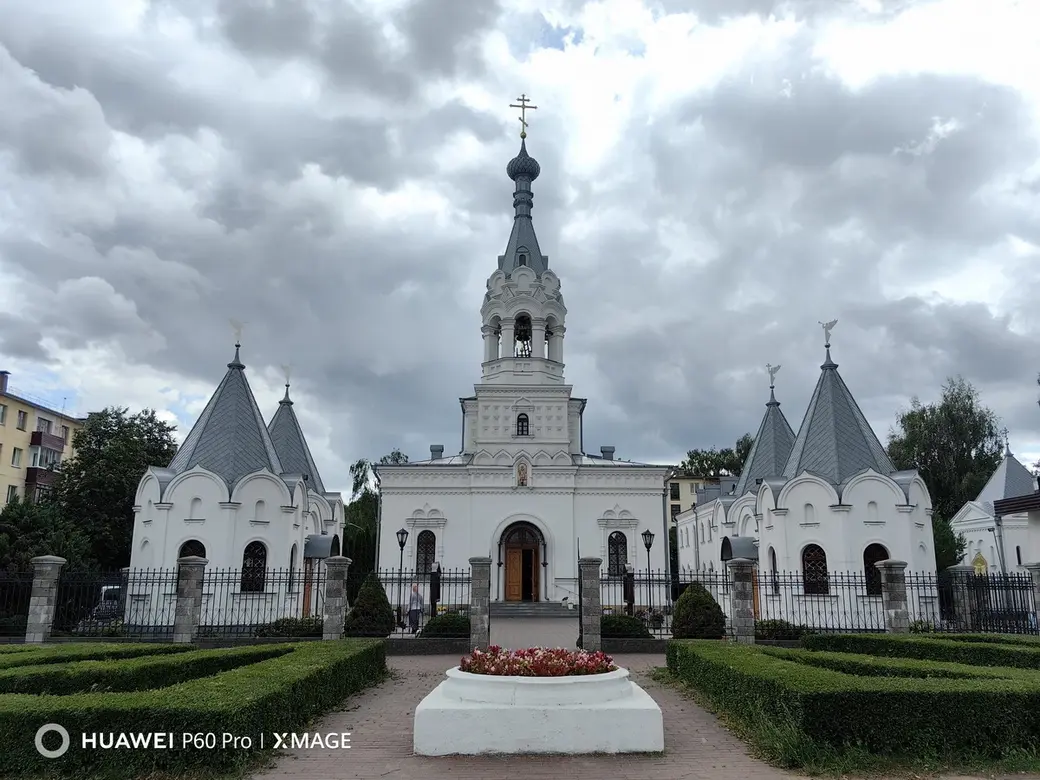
[51,568,178,639]
[906,570,1038,635]
[756,571,886,635]
[600,569,730,639]
[346,567,472,639]
[198,568,327,639]
[0,571,33,637]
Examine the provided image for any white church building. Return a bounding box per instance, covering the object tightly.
[129,345,345,625]
[951,441,1037,573]
[675,331,937,596]
[374,136,671,603]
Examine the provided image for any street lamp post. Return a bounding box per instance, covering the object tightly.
[396,528,408,629]
[642,529,655,613]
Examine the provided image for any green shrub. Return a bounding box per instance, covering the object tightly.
[0,643,192,670]
[419,611,469,638]
[0,615,27,636]
[602,614,652,638]
[802,633,1040,669]
[671,582,726,639]
[343,573,395,637]
[755,619,808,641]
[254,616,324,638]
[667,639,1040,761]
[0,639,386,778]
[0,645,288,695]
[761,646,1022,681]
[938,633,1040,647]
[909,619,935,633]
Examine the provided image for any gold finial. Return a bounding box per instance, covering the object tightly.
[509,93,538,139]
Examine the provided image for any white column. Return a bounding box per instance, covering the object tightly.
[531,318,546,358]
[501,321,515,357]
[548,325,565,362]
[481,325,498,361]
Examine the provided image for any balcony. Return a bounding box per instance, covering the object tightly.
[25,467,58,489]
[30,430,65,451]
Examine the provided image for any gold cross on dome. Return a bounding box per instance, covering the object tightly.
[509,93,538,139]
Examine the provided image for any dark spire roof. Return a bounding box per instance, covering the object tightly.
[734,383,796,496]
[167,343,283,489]
[499,139,548,277]
[782,343,895,485]
[268,382,326,494]
[974,444,1036,513]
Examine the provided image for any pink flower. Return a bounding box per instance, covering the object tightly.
[459,646,617,676]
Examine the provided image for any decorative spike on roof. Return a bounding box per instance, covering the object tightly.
[782,336,895,485]
[734,368,796,496]
[974,442,1036,513]
[268,382,327,495]
[499,136,548,277]
[167,343,284,489]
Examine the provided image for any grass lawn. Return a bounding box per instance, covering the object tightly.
[662,633,1040,777]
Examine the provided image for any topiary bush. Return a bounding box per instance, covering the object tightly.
[419,611,469,638]
[755,619,808,641]
[602,614,652,638]
[671,582,726,639]
[343,573,395,637]
[254,616,324,638]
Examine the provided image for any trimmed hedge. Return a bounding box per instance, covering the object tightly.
[667,639,1040,758]
[671,582,726,639]
[0,643,192,670]
[802,633,1040,669]
[602,614,652,639]
[0,645,289,695]
[0,639,386,778]
[419,611,469,638]
[755,619,809,641]
[254,616,324,638]
[761,646,1023,681]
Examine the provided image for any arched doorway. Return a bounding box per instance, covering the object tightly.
[501,522,543,602]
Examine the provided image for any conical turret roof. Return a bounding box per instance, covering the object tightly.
[734,384,796,496]
[268,383,326,494]
[975,443,1036,513]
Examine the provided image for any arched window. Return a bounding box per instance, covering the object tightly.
[330,535,340,557]
[514,314,532,357]
[607,531,628,576]
[179,539,205,560]
[516,413,530,436]
[189,497,203,520]
[801,544,829,595]
[518,253,527,266]
[288,543,297,590]
[416,530,436,574]
[769,546,779,594]
[863,543,889,595]
[241,541,267,592]
[1017,546,1022,566]
[254,499,266,522]
[803,502,816,524]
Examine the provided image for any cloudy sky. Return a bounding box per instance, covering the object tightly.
[1,0,1038,494]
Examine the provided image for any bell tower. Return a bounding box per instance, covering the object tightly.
[479,96,567,387]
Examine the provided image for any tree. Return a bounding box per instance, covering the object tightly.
[680,433,753,477]
[52,407,178,570]
[0,496,95,573]
[886,376,1004,571]
[344,449,410,582]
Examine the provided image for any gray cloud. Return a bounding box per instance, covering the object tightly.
[0,0,1038,487]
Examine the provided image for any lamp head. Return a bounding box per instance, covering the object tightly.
[642,528,655,550]
[396,528,409,549]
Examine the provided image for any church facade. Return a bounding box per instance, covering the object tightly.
[375,137,671,603]
[675,334,936,589]
[130,346,345,578]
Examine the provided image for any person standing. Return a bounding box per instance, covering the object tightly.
[407,584,424,634]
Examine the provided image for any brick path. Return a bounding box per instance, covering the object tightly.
[253,654,794,780]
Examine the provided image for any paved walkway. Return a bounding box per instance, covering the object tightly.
[489,616,579,648]
[253,654,794,780]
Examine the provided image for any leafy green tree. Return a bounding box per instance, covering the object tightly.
[0,496,95,573]
[680,433,753,477]
[344,449,409,581]
[886,376,1004,571]
[53,407,178,570]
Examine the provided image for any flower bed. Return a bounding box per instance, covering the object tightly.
[459,645,617,676]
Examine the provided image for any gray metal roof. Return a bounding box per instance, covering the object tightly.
[499,139,549,277]
[733,386,796,496]
[782,347,894,485]
[166,345,283,490]
[975,447,1037,514]
[720,536,759,562]
[268,384,326,494]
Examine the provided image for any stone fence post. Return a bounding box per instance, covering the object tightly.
[1024,563,1040,629]
[322,556,352,640]
[173,556,208,644]
[578,557,603,651]
[25,555,67,643]
[947,564,977,631]
[469,557,491,651]
[726,557,756,644]
[875,559,909,634]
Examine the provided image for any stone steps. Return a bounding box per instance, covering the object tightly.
[489,601,578,619]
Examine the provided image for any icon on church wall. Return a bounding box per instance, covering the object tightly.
[971,552,988,575]
[517,463,528,487]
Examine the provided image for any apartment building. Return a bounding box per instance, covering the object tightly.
[0,371,85,508]
[667,469,719,522]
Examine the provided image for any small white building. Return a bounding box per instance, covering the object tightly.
[375,137,671,604]
[951,444,1037,573]
[128,346,344,627]
[676,335,937,589]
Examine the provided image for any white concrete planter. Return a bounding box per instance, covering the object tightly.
[413,666,664,755]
